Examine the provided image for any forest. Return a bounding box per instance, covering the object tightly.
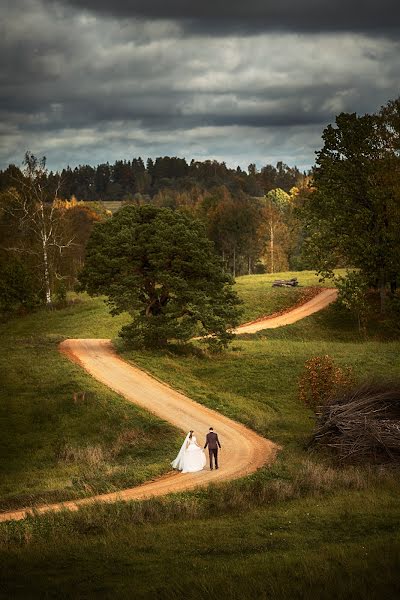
[0,156,312,313]
[1,96,399,320]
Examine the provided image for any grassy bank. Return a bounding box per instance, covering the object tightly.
[0,295,179,510]
[1,486,399,599]
[1,271,399,598]
[234,269,337,322]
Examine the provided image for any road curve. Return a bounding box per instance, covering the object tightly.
[0,287,337,523]
[234,287,338,334]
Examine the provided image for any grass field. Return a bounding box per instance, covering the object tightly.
[1,271,399,598]
[234,269,334,322]
[0,295,179,510]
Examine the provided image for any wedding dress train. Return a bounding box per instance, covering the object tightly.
[171,433,206,473]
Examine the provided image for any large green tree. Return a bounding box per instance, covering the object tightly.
[303,98,400,311]
[79,205,242,349]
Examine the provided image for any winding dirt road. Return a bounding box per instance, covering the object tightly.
[0,287,337,523]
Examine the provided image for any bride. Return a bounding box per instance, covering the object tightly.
[171,430,206,473]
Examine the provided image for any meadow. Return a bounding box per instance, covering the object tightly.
[0,294,179,510]
[0,270,399,599]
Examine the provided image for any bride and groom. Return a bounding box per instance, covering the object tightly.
[171,427,221,473]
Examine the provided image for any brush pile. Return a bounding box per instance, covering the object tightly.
[310,381,400,463]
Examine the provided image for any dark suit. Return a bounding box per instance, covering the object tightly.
[204,431,221,469]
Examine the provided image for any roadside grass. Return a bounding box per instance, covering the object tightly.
[0,295,180,511]
[1,271,400,597]
[234,269,340,323]
[0,486,399,599]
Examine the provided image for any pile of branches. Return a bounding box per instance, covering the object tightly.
[310,380,400,463]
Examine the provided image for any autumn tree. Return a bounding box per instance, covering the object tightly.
[259,188,291,273]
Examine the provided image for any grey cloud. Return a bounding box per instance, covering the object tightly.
[46,0,400,36]
[1,0,400,171]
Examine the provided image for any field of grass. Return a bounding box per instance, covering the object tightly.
[235,269,338,322]
[0,295,179,510]
[1,271,399,598]
[1,487,399,599]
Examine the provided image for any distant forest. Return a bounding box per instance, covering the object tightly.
[0,154,314,313]
[0,157,308,201]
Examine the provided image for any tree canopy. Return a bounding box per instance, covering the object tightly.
[303,97,400,310]
[79,205,242,349]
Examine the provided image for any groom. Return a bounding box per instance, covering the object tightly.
[204,427,221,470]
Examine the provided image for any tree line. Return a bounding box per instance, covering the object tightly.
[0,154,312,315]
[0,157,305,201]
[1,95,399,333]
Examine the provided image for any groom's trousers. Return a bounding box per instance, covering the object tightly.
[208,448,218,469]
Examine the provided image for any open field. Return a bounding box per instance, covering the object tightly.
[1,489,399,599]
[0,269,333,510]
[1,270,399,598]
[0,296,179,510]
[234,269,339,322]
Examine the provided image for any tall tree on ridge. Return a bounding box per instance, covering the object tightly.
[303,98,400,312]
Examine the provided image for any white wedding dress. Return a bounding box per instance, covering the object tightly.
[171,433,206,473]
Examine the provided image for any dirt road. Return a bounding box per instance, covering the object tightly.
[0,287,337,523]
[234,287,338,334]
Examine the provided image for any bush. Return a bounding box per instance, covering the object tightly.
[298,355,354,411]
[0,259,39,316]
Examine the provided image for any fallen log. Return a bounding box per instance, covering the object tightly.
[272,278,299,287]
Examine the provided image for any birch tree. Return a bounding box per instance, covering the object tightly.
[0,152,74,305]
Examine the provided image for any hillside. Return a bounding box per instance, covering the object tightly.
[0,272,399,599]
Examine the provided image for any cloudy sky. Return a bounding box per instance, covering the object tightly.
[1,0,399,172]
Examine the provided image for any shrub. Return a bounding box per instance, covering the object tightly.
[336,270,369,332]
[298,355,353,411]
[0,258,39,315]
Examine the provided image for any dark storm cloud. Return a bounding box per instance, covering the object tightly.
[1,0,399,171]
[48,0,400,36]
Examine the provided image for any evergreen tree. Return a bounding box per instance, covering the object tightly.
[79,205,242,349]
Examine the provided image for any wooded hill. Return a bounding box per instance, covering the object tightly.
[0,157,306,201]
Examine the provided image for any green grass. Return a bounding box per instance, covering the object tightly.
[121,301,400,448]
[0,295,180,510]
[1,271,400,598]
[0,487,399,599]
[234,269,338,322]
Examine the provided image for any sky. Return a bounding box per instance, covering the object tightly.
[1,0,400,172]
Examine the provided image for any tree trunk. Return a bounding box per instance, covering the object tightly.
[248,256,251,275]
[42,239,52,305]
[232,246,236,278]
[270,221,274,274]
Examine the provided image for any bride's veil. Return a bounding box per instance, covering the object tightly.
[171,432,191,470]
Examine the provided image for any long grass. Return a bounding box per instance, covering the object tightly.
[1,271,399,598]
[0,485,399,599]
[0,296,180,510]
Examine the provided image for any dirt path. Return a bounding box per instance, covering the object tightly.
[0,287,337,523]
[234,287,338,334]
